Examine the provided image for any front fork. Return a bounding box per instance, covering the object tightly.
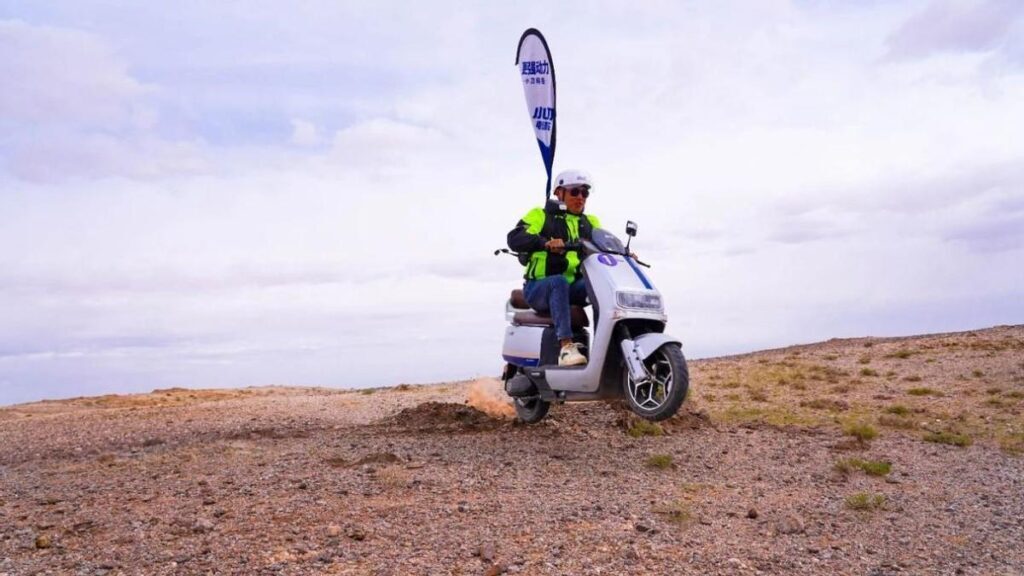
[616,324,651,383]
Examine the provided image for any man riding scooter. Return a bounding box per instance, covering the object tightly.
[507,169,601,366]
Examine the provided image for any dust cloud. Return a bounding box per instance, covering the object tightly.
[466,378,515,419]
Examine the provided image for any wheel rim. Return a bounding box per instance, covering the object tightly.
[625,349,673,412]
[515,397,538,410]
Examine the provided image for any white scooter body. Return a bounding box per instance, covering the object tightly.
[501,227,683,405]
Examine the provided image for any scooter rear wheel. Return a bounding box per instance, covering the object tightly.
[622,343,689,421]
[514,396,550,424]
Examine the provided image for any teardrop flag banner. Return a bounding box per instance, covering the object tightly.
[515,28,557,200]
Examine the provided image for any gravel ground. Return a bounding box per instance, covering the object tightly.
[1,326,1023,575]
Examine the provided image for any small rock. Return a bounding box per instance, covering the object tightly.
[479,542,496,562]
[634,522,651,533]
[484,564,505,576]
[192,518,214,533]
[327,524,342,537]
[346,526,367,541]
[34,534,52,549]
[776,514,806,535]
[747,508,759,519]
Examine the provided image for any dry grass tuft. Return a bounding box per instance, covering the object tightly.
[923,431,972,447]
[907,387,943,397]
[835,458,892,476]
[843,421,879,442]
[800,398,850,412]
[845,492,886,511]
[645,454,675,469]
[999,433,1024,456]
[747,388,769,402]
[652,500,693,525]
[627,420,665,438]
[878,414,917,429]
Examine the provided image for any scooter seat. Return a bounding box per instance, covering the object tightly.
[513,306,590,329]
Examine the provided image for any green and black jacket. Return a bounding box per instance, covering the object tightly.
[507,200,602,284]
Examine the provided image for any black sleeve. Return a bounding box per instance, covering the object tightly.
[507,220,547,253]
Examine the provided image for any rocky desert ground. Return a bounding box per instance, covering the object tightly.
[1,325,1023,576]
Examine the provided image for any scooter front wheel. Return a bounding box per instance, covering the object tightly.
[514,396,550,424]
[622,343,689,421]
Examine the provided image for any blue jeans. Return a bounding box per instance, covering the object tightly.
[523,276,589,340]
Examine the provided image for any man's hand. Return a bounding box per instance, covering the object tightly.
[545,238,565,254]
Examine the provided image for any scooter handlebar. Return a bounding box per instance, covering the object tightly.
[545,241,584,252]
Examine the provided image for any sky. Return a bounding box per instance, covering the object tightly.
[1,1,1022,406]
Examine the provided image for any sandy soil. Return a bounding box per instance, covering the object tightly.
[1,325,1023,575]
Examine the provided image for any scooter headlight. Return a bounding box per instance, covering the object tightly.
[616,291,663,311]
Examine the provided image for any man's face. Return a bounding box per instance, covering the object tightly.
[556,185,590,215]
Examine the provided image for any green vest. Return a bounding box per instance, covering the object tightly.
[520,207,602,284]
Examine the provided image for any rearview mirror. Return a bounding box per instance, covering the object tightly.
[625,221,638,237]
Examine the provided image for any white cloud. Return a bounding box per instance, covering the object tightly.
[885,0,1024,61]
[289,119,320,147]
[0,19,147,126]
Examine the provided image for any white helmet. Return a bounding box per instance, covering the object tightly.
[554,169,592,190]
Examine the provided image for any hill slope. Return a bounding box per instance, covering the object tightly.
[1,326,1022,575]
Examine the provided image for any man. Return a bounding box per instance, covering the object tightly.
[507,169,601,366]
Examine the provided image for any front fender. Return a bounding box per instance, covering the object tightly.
[633,333,682,360]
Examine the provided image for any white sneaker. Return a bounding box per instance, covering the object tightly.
[558,343,587,367]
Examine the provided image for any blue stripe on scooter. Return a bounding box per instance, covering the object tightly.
[626,256,653,289]
[503,354,540,367]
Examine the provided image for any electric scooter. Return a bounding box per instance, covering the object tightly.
[497,221,688,423]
